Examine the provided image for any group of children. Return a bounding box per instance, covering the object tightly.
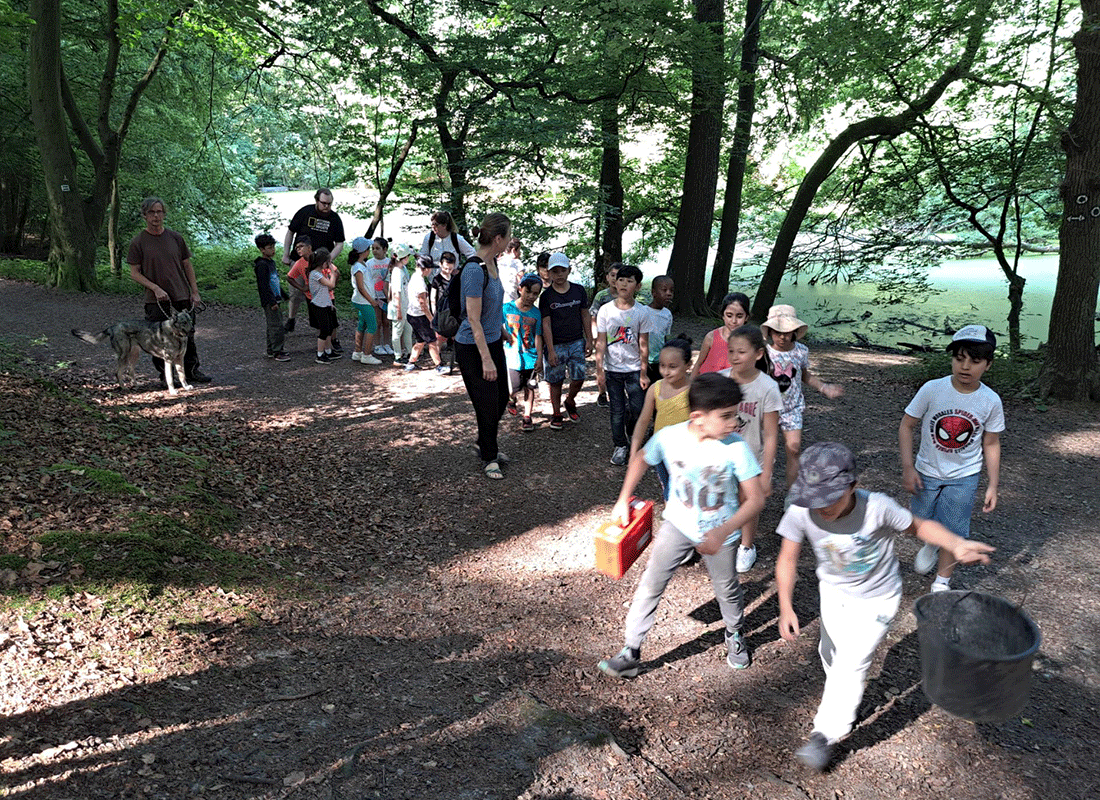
[598,318,1004,774]
[256,230,1008,771]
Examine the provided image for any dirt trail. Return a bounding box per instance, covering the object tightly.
[2,277,1099,800]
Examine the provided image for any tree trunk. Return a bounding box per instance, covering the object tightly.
[750,0,990,322]
[708,0,765,310]
[27,0,100,290]
[1039,0,1100,401]
[666,0,725,315]
[434,72,471,235]
[1006,271,1025,355]
[0,173,31,254]
[107,175,121,277]
[365,121,420,239]
[597,98,623,282]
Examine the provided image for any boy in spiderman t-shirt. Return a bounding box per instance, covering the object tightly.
[898,324,1004,592]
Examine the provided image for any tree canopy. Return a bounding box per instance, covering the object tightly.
[10,0,1095,397]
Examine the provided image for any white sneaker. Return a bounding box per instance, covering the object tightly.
[350,351,362,362]
[931,578,952,593]
[914,543,939,575]
[361,354,382,365]
[373,346,386,355]
[736,544,757,573]
[382,345,395,355]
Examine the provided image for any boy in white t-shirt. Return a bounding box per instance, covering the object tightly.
[776,442,994,772]
[598,374,765,678]
[899,324,1005,592]
[405,256,442,371]
[387,244,414,363]
[644,275,675,385]
[596,264,652,466]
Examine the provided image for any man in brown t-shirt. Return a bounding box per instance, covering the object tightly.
[127,197,210,383]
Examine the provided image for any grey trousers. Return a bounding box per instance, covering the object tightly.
[624,519,745,651]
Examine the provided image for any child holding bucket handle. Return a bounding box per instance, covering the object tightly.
[899,324,1004,592]
[775,442,994,773]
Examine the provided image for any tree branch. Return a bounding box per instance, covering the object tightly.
[117,3,196,146]
[98,0,120,143]
[59,64,104,165]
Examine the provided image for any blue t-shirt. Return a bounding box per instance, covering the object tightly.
[456,260,504,345]
[643,422,761,546]
[503,301,542,370]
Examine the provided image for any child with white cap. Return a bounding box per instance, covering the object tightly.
[387,243,415,363]
[776,441,994,772]
[899,324,1005,591]
[761,304,844,498]
[538,252,592,430]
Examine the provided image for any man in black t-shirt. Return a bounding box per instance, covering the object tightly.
[282,188,345,265]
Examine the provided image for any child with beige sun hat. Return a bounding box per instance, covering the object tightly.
[761,304,844,502]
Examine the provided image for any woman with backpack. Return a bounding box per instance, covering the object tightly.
[454,212,512,480]
[419,210,475,269]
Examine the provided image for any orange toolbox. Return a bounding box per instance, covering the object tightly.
[594,497,655,579]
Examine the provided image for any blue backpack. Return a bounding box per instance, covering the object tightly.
[434,256,487,338]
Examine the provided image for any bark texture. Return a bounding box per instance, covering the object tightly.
[1039,0,1100,400]
[666,0,725,315]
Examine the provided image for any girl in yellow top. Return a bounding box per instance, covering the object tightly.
[631,337,693,500]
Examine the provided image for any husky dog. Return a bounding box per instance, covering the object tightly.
[72,308,195,395]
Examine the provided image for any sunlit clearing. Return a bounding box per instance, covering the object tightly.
[831,350,915,368]
[2,713,247,797]
[1047,431,1100,457]
[4,758,127,797]
[451,508,609,579]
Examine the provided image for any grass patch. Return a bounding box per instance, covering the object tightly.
[0,553,29,571]
[45,462,142,496]
[159,446,211,470]
[36,513,254,588]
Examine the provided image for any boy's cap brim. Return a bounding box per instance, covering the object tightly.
[947,324,996,351]
[789,442,859,508]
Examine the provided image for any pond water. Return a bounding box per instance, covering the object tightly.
[747,253,1065,349]
[254,189,1089,350]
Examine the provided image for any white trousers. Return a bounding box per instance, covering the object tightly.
[812,582,901,742]
[390,315,413,358]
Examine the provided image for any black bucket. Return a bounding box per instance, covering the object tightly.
[914,590,1041,723]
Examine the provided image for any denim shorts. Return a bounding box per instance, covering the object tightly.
[909,471,981,538]
[543,339,586,384]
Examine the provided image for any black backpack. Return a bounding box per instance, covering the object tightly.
[434,256,487,338]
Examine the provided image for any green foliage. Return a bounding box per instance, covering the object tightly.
[899,349,1043,399]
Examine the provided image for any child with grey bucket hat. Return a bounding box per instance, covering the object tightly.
[775,442,994,773]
